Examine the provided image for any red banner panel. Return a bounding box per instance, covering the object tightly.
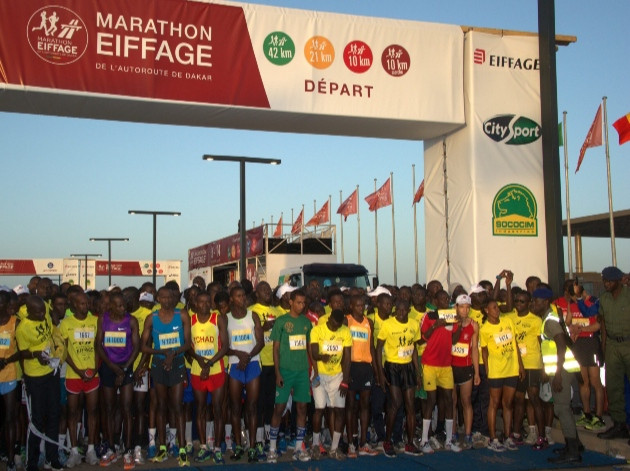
[188,226,264,269]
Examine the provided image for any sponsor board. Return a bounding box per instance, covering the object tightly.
[483,114,541,145]
[492,184,538,237]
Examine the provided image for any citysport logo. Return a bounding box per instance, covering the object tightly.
[492,184,538,237]
[483,114,541,145]
[27,6,88,65]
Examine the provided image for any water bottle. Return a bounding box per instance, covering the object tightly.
[311,375,321,388]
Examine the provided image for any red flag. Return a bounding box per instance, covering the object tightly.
[273,216,283,237]
[613,113,630,146]
[364,178,392,211]
[336,189,358,221]
[575,105,603,173]
[291,209,303,235]
[412,179,425,205]
[306,201,329,226]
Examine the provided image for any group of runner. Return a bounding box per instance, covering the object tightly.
[0,270,604,469]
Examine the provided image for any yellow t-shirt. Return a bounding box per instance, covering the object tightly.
[317,313,330,326]
[409,307,426,355]
[310,322,352,376]
[479,317,519,379]
[250,303,283,367]
[59,314,98,379]
[377,316,420,365]
[16,315,55,377]
[131,306,152,370]
[506,311,543,370]
[18,300,51,321]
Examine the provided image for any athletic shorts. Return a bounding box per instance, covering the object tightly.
[573,336,600,368]
[229,361,261,384]
[275,368,310,404]
[66,376,100,395]
[348,362,374,391]
[151,355,186,387]
[453,365,474,385]
[422,364,454,391]
[133,371,149,393]
[313,372,345,409]
[0,380,17,395]
[488,375,518,389]
[516,368,543,393]
[99,362,134,389]
[191,371,225,393]
[183,369,194,403]
[385,362,418,390]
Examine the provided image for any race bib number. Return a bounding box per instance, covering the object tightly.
[322,341,342,354]
[350,327,369,342]
[195,347,215,358]
[74,327,95,341]
[289,335,307,350]
[518,343,527,356]
[398,345,414,358]
[0,332,10,350]
[438,309,457,324]
[493,331,513,347]
[231,329,253,346]
[452,342,469,358]
[158,332,181,349]
[572,317,590,327]
[104,331,126,348]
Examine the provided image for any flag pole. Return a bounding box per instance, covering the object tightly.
[374,178,379,280]
[603,96,617,265]
[328,194,333,256]
[357,185,361,266]
[339,191,344,263]
[301,204,304,255]
[412,164,419,283]
[391,172,397,286]
[562,112,573,278]
[313,199,317,233]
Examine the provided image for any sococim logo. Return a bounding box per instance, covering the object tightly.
[492,184,537,237]
[483,115,541,145]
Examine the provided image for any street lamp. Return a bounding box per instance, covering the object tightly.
[203,155,281,281]
[89,237,129,286]
[69,253,102,290]
[128,210,181,286]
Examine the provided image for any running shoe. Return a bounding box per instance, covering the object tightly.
[293,448,311,462]
[247,448,257,463]
[504,437,518,451]
[383,441,396,458]
[545,426,555,445]
[460,435,473,450]
[47,460,64,471]
[420,441,434,454]
[178,449,189,467]
[575,413,590,428]
[347,443,357,459]
[472,432,488,449]
[185,443,193,456]
[310,444,321,461]
[277,437,287,453]
[510,433,524,446]
[487,439,505,453]
[65,451,81,469]
[168,444,178,459]
[358,443,379,456]
[445,440,461,453]
[266,449,277,464]
[150,446,167,464]
[146,446,156,461]
[85,450,99,466]
[99,450,117,467]
[531,436,548,451]
[230,445,244,461]
[123,452,135,470]
[524,428,537,445]
[585,416,607,432]
[194,447,212,463]
[255,442,266,462]
[133,446,144,465]
[429,436,442,450]
[329,448,346,461]
[404,444,422,456]
[287,438,297,450]
[57,450,68,467]
[213,450,225,465]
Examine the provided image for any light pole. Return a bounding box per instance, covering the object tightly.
[203,155,281,281]
[69,253,102,290]
[128,210,181,287]
[89,237,129,286]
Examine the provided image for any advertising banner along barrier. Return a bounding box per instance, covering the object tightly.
[0,0,464,139]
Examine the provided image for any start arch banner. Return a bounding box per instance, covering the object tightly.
[0,0,464,139]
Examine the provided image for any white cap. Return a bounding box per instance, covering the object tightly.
[13,284,28,296]
[276,284,297,299]
[139,292,154,303]
[469,284,485,295]
[107,284,119,292]
[367,286,391,297]
[456,294,472,305]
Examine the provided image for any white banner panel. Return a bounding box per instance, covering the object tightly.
[424,32,547,289]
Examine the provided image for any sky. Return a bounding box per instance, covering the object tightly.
[1,0,628,290]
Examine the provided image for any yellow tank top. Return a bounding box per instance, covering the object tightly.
[190,312,223,376]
